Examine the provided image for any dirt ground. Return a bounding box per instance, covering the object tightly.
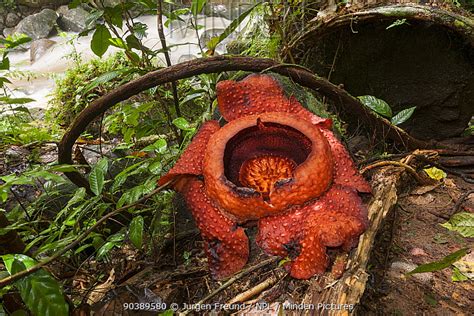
[359,175,474,315]
[84,173,474,316]
[1,144,473,315]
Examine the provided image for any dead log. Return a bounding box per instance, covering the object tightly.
[290,4,474,140]
[301,166,406,315]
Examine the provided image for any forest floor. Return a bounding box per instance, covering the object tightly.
[1,142,473,315]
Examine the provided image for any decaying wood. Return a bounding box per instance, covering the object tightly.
[58,56,430,191]
[301,166,406,315]
[289,4,474,49]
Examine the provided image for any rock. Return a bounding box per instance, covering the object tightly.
[57,6,89,32]
[3,27,14,38]
[177,54,197,63]
[12,9,58,41]
[410,247,428,257]
[5,13,21,28]
[205,3,253,20]
[16,0,69,8]
[56,5,69,16]
[30,38,56,63]
[389,261,433,283]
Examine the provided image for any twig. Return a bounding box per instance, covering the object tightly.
[453,189,474,215]
[227,270,286,304]
[0,180,173,288]
[157,0,182,121]
[181,257,278,314]
[360,160,425,184]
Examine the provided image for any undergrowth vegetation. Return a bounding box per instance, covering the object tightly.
[1,0,473,314]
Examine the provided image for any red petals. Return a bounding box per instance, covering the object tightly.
[181,178,249,279]
[158,120,219,188]
[217,74,332,128]
[257,185,367,279]
[322,129,372,194]
[159,74,370,280]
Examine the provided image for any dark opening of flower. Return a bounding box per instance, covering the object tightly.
[158,74,371,280]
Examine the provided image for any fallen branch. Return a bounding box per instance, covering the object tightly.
[181,257,278,314]
[0,181,172,288]
[361,160,425,184]
[58,56,430,191]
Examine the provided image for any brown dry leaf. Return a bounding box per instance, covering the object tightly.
[411,184,440,195]
[87,268,116,305]
[407,193,436,205]
[443,178,462,201]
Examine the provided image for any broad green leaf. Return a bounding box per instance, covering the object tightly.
[191,0,207,16]
[89,159,108,195]
[2,255,69,316]
[391,106,416,125]
[207,3,260,51]
[142,139,167,153]
[441,212,474,237]
[424,167,447,181]
[406,248,468,275]
[172,117,193,131]
[97,241,116,259]
[83,70,123,94]
[148,161,162,175]
[358,95,393,118]
[91,24,111,57]
[105,6,123,29]
[129,215,144,249]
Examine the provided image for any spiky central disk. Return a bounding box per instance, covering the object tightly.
[239,155,296,195]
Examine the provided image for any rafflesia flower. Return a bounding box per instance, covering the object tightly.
[158,74,371,279]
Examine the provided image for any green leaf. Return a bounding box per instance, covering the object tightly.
[172,117,193,131]
[451,267,469,282]
[91,25,111,57]
[148,161,162,175]
[440,212,474,238]
[125,34,141,50]
[386,18,409,30]
[0,97,35,104]
[129,215,144,249]
[142,139,167,153]
[207,3,260,51]
[391,106,416,125]
[358,95,393,118]
[191,0,207,16]
[0,56,10,70]
[83,70,124,94]
[424,167,447,181]
[2,254,69,316]
[85,10,104,28]
[406,248,468,275]
[105,6,123,29]
[89,159,108,195]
